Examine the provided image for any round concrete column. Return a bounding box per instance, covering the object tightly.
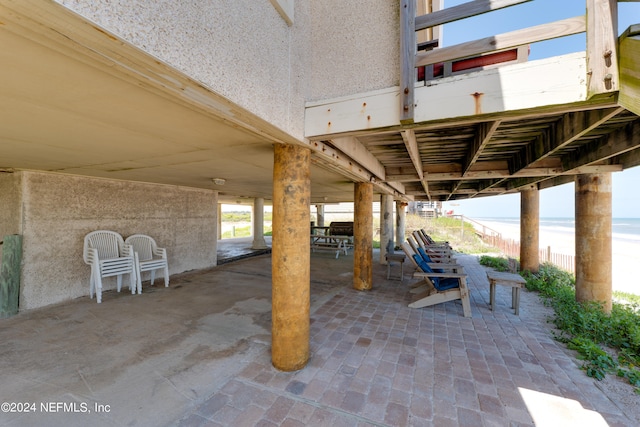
[252,197,268,249]
[271,144,310,371]
[396,201,407,247]
[379,194,394,264]
[575,173,612,313]
[315,204,325,227]
[520,187,540,273]
[217,202,222,241]
[354,182,373,291]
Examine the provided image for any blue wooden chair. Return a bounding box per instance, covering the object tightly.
[402,243,471,317]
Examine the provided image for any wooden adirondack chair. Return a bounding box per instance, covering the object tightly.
[402,242,471,317]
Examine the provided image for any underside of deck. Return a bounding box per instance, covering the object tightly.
[306,46,640,201]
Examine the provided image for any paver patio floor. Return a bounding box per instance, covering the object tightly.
[0,247,635,426]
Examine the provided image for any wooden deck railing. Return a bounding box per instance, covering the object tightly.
[400,0,619,124]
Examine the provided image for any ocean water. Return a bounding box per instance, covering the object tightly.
[474,217,640,243]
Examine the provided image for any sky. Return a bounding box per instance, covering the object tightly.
[440,0,640,219]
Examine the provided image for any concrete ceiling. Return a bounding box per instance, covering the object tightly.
[0,1,356,206]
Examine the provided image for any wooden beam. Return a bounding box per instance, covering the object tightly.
[537,175,577,191]
[551,107,625,157]
[619,25,640,116]
[304,68,617,141]
[311,155,410,201]
[565,164,623,174]
[446,181,463,201]
[305,87,400,139]
[329,137,386,180]
[463,121,500,175]
[414,53,588,123]
[507,177,544,191]
[562,121,640,170]
[415,0,531,31]
[385,173,421,182]
[509,107,624,174]
[586,0,618,98]
[400,0,416,124]
[308,140,405,197]
[613,147,640,170]
[416,16,586,68]
[508,129,553,174]
[401,130,424,180]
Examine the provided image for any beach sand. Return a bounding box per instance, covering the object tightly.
[477,220,640,296]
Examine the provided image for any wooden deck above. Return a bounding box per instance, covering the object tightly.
[304,1,640,202]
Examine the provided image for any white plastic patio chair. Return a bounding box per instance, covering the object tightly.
[125,234,169,290]
[83,230,137,303]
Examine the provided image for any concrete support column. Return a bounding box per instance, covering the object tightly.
[380,194,394,264]
[252,197,268,249]
[272,144,310,371]
[396,201,407,247]
[575,173,612,313]
[354,183,373,291]
[315,204,325,227]
[520,187,540,273]
[217,203,222,240]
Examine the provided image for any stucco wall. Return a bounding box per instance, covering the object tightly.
[0,173,22,237]
[309,0,400,101]
[56,1,399,138]
[57,0,311,141]
[0,173,23,261]
[18,171,218,310]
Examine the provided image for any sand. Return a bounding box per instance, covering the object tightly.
[477,220,640,296]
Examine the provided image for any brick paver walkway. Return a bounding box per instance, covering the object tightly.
[179,254,634,427]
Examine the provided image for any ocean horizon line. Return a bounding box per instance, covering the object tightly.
[470,216,640,221]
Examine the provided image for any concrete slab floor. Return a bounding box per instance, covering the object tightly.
[0,250,637,427]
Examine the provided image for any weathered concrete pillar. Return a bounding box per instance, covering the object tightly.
[575,173,612,313]
[520,187,540,273]
[354,183,373,291]
[380,194,394,264]
[315,204,325,227]
[217,203,222,240]
[272,144,310,371]
[252,197,268,249]
[396,201,407,247]
[0,235,22,318]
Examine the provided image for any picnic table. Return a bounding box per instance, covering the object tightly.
[310,235,350,259]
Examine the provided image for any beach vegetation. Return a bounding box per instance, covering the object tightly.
[406,214,490,254]
[613,290,640,306]
[221,225,272,239]
[478,255,511,272]
[518,262,640,393]
[221,211,273,222]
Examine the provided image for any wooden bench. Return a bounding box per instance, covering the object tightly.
[486,270,526,315]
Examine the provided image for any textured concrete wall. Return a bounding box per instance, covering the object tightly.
[57,1,399,138]
[309,0,400,100]
[18,171,217,310]
[0,173,23,261]
[57,0,311,140]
